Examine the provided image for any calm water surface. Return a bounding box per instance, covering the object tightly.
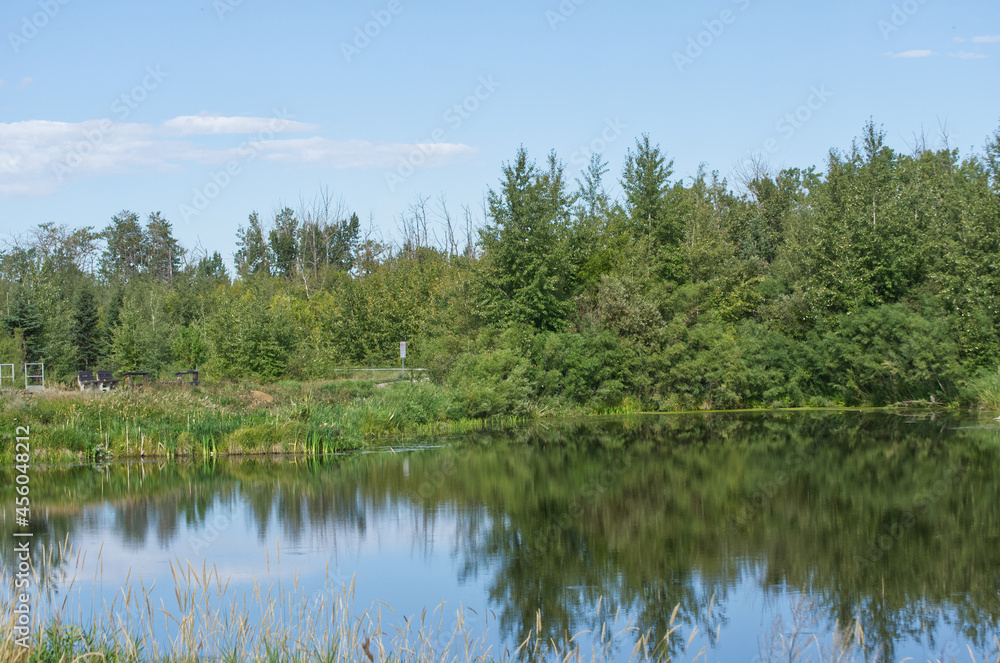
[3,411,1000,661]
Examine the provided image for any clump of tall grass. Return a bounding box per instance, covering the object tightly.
[965,368,1000,411]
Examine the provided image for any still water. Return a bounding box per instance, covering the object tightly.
[3,411,1000,661]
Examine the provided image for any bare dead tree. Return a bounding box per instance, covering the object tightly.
[733,152,773,199]
[903,125,930,158]
[462,203,478,259]
[436,194,458,258]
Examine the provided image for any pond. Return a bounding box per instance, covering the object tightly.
[3,411,1000,661]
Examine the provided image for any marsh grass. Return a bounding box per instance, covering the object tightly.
[0,380,532,465]
[967,369,1000,411]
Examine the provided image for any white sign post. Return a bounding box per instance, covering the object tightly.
[399,342,406,378]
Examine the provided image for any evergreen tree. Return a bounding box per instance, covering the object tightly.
[100,210,146,284]
[621,134,678,244]
[195,252,228,281]
[2,290,44,361]
[269,207,299,279]
[475,148,574,331]
[235,211,271,278]
[144,212,184,282]
[73,288,102,369]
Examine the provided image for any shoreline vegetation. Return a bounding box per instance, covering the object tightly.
[1,374,998,466]
[0,377,532,466]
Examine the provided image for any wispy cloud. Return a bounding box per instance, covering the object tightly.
[884,49,935,58]
[161,113,317,136]
[17,77,33,89]
[248,137,477,169]
[972,35,1000,43]
[949,51,988,59]
[0,115,476,200]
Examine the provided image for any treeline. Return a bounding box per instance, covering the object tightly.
[2,121,1000,410]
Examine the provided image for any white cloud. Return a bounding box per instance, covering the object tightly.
[972,35,1000,43]
[246,137,477,169]
[953,37,966,43]
[161,113,317,136]
[0,116,475,199]
[18,77,33,89]
[885,49,935,58]
[949,51,988,59]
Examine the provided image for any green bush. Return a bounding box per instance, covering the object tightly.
[817,305,965,405]
[446,332,536,419]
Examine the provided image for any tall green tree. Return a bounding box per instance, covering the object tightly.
[144,212,184,282]
[269,207,299,279]
[100,210,146,284]
[621,135,678,243]
[234,211,271,278]
[73,288,102,369]
[474,148,574,331]
[2,289,44,361]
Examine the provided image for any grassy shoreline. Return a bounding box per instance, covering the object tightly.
[0,378,534,466]
[1,377,995,466]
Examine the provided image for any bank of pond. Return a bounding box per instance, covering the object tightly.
[2,376,998,467]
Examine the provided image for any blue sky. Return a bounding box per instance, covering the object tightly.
[1,0,998,263]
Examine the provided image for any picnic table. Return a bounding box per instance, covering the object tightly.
[121,371,151,387]
[176,369,199,386]
[77,370,121,392]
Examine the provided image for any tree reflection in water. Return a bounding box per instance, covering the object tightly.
[2,411,999,660]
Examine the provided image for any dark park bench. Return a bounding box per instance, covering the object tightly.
[78,370,121,392]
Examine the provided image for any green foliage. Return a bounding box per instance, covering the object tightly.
[963,366,1000,409]
[473,148,575,331]
[73,287,102,369]
[207,284,298,381]
[172,324,209,369]
[817,304,963,405]
[446,328,537,418]
[235,211,271,278]
[4,123,1000,408]
[109,284,176,374]
[2,288,44,360]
